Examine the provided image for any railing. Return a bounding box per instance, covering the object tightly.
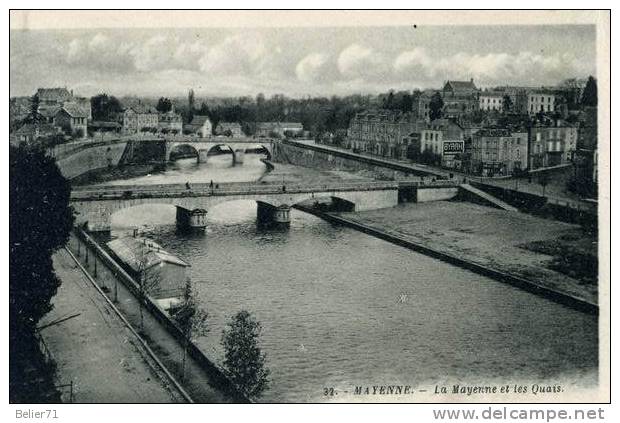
[35,333,74,402]
[397,180,459,188]
[71,228,250,402]
[282,139,446,177]
[70,180,399,201]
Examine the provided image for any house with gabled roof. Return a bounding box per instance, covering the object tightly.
[443,79,479,97]
[12,122,63,146]
[185,115,213,137]
[107,236,189,304]
[122,104,159,133]
[54,103,88,138]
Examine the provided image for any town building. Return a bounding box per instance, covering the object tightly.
[527,91,556,115]
[434,119,466,168]
[12,123,62,146]
[107,237,190,306]
[471,128,528,176]
[478,91,505,112]
[411,90,435,120]
[185,115,213,137]
[157,110,183,134]
[528,121,578,169]
[347,110,423,159]
[256,122,304,138]
[68,97,93,121]
[441,79,479,119]
[492,86,532,114]
[9,97,32,124]
[36,87,73,116]
[405,123,444,157]
[215,121,244,137]
[54,104,88,138]
[122,105,159,133]
[35,88,94,124]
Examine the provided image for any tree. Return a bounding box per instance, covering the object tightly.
[10,144,74,401]
[171,279,209,380]
[91,94,123,121]
[581,76,597,107]
[187,89,195,123]
[221,310,270,399]
[10,145,74,332]
[30,93,41,121]
[135,242,161,331]
[538,173,550,197]
[188,89,195,111]
[72,128,85,139]
[256,93,265,122]
[502,95,513,113]
[156,97,173,113]
[429,92,444,121]
[401,93,414,112]
[382,91,395,109]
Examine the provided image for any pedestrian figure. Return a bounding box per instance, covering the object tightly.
[186,182,191,190]
[282,185,286,192]
[210,180,214,188]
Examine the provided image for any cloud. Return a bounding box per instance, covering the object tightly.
[10,27,595,98]
[198,34,268,76]
[66,33,135,73]
[337,44,389,80]
[64,33,208,73]
[295,53,330,82]
[393,47,582,86]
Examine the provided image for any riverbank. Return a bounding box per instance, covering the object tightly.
[65,230,244,403]
[43,249,186,402]
[332,201,597,310]
[260,160,375,185]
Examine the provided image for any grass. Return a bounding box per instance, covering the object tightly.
[519,237,598,286]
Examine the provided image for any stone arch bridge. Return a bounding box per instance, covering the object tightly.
[122,135,276,164]
[71,181,399,232]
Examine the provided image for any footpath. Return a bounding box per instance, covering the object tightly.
[41,249,185,403]
[63,232,238,403]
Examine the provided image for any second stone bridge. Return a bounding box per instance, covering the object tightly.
[70,181,400,232]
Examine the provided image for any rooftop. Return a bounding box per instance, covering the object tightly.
[444,80,478,92]
[107,237,189,273]
[59,103,89,118]
[188,115,212,127]
[37,87,72,100]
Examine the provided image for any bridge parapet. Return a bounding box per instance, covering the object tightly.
[70,180,399,232]
[71,180,399,201]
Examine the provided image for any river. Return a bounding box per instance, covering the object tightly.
[108,154,598,403]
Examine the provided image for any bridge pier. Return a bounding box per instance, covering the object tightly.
[234,149,245,165]
[176,206,208,232]
[198,150,209,164]
[256,202,291,228]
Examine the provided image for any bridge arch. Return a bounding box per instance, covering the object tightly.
[243,144,272,160]
[293,194,356,212]
[206,144,236,165]
[168,143,199,162]
[109,203,180,232]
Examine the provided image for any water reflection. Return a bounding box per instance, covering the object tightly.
[111,200,598,403]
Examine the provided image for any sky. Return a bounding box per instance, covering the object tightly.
[9,25,596,99]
